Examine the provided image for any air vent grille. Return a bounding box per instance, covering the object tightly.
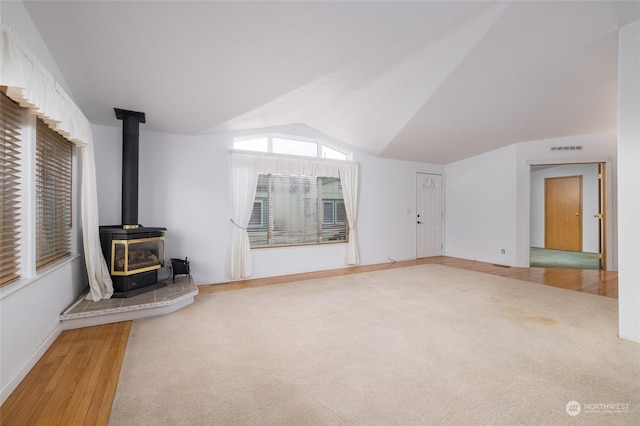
[550,146,582,151]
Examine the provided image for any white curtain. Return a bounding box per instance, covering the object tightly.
[230,154,259,279]
[82,141,114,300]
[230,151,360,279]
[338,163,360,265]
[1,21,113,300]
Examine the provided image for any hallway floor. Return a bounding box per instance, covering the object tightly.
[530,247,600,270]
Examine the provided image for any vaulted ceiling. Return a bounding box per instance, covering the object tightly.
[21,1,640,164]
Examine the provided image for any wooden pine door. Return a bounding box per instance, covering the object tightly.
[545,175,582,252]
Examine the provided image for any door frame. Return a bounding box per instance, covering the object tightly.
[526,160,610,270]
[597,163,607,270]
[415,172,445,258]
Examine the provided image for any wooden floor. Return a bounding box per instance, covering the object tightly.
[0,321,131,426]
[0,257,618,425]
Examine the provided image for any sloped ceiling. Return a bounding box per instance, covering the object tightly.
[21,1,640,164]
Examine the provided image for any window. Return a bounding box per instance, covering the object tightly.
[1,92,75,284]
[323,201,346,225]
[272,137,317,157]
[322,201,335,224]
[234,137,268,153]
[35,118,73,269]
[321,145,347,160]
[248,174,348,247]
[1,92,23,286]
[234,135,349,161]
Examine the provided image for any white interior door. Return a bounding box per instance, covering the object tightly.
[416,173,443,258]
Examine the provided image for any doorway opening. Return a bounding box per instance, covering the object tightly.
[529,162,606,270]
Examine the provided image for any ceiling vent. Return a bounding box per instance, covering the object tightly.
[550,146,582,152]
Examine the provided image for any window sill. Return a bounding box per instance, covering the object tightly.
[0,254,81,301]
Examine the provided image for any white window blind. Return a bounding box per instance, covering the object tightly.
[36,118,73,269]
[0,91,23,286]
[248,174,348,247]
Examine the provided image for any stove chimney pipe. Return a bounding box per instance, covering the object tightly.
[115,108,145,229]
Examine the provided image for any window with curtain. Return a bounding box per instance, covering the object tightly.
[1,91,23,286]
[230,151,359,279]
[248,174,348,248]
[36,118,73,269]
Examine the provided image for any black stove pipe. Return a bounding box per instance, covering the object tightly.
[115,108,145,229]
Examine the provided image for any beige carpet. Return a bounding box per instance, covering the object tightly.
[109,264,639,425]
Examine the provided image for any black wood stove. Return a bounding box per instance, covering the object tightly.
[99,109,166,298]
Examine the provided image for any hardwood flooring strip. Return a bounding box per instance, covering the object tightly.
[60,327,115,425]
[0,322,131,426]
[93,321,131,426]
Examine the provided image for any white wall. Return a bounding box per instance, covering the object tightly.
[617,20,640,344]
[530,163,600,252]
[0,1,89,404]
[445,132,617,269]
[444,144,518,265]
[91,123,443,284]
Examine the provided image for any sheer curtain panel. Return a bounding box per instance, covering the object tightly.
[230,154,259,279]
[338,163,360,265]
[82,141,114,300]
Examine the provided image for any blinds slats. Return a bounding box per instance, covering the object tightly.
[248,174,348,248]
[35,118,73,270]
[1,92,75,282]
[0,92,23,286]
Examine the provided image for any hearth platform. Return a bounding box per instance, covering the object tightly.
[60,275,198,329]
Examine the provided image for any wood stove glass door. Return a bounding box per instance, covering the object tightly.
[111,237,164,275]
